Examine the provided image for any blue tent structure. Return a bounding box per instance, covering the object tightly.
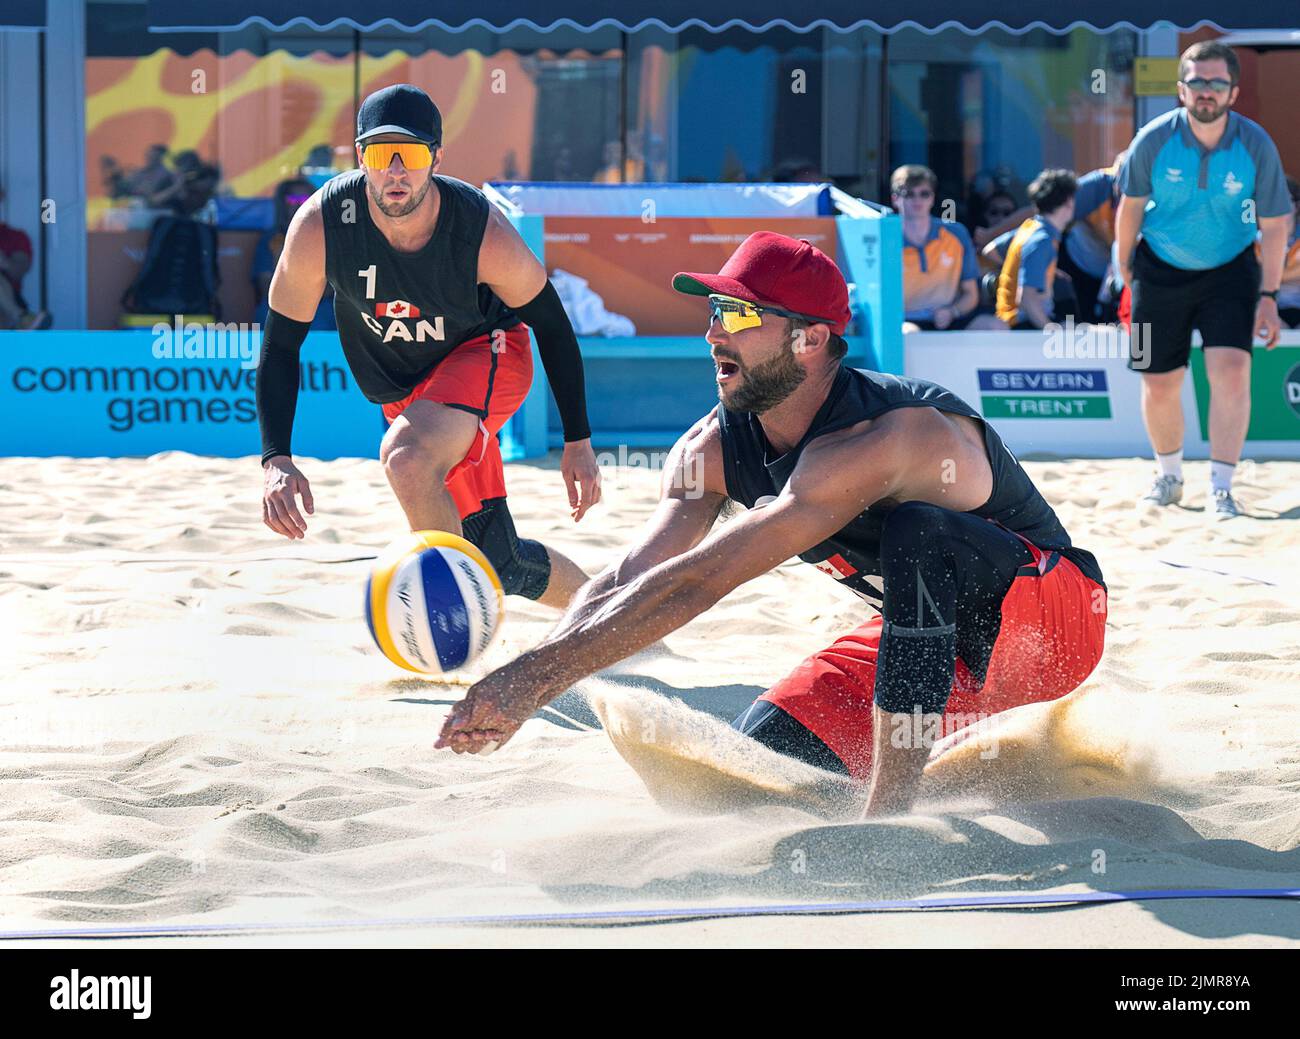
[142,3,1298,35]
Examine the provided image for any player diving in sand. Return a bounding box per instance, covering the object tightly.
[257,84,599,609]
[437,231,1108,815]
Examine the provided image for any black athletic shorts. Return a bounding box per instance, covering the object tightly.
[1129,238,1260,373]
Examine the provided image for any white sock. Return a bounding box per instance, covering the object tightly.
[1210,459,1236,494]
[1156,449,1183,482]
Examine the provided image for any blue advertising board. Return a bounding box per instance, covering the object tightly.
[0,329,383,459]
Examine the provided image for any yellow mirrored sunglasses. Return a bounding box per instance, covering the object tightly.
[359,141,433,171]
[707,294,800,334]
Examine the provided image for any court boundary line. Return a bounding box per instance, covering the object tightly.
[3,887,1297,940]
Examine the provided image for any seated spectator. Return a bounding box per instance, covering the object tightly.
[147,150,221,219]
[100,155,131,200]
[252,178,335,329]
[1276,175,1300,328]
[972,189,1034,253]
[0,181,50,330]
[891,164,1005,332]
[124,144,173,199]
[1059,153,1126,323]
[984,168,1078,330]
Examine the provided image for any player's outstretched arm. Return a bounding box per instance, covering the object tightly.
[436,422,904,755]
[555,410,727,631]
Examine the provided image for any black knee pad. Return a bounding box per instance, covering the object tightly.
[732,700,850,776]
[460,497,552,601]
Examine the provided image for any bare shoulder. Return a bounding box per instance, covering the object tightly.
[269,191,327,319]
[802,405,991,510]
[284,190,325,254]
[478,203,545,305]
[662,408,727,501]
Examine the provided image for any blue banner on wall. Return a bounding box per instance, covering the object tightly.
[0,330,382,459]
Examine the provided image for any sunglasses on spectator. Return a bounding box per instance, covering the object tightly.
[896,188,934,199]
[708,294,804,334]
[1182,77,1232,94]
[285,193,310,206]
[358,140,433,170]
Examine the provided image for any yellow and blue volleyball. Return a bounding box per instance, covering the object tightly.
[365,531,504,674]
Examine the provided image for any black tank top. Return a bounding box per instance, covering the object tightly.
[717,366,1105,604]
[320,170,517,403]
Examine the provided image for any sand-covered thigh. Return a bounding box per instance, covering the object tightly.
[1,452,1298,945]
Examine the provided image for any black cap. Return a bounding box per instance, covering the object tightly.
[356,84,442,146]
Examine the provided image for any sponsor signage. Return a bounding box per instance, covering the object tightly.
[978,368,1112,419]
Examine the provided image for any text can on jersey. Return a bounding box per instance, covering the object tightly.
[366,531,504,674]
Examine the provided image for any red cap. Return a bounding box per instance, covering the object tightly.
[673,231,851,335]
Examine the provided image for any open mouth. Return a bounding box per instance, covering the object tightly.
[715,358,741,381]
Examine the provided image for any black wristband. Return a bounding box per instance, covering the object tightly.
[256,308,312,465]
[1260,289,1279,300]
[511,280,591,442]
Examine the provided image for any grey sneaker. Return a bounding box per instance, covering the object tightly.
[1210,488,1243,521]
[1140,474,1184,508]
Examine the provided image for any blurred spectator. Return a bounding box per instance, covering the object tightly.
[147,150,221,219]
[252,178,335,329]
[967,166,1028,234]
[973,189,1034,253]
[982,191,1018,225]
[124,144,173,198]
[0,181,50,330]
[301,143,343,189]
[891,164,1004,332]
[771,157,826,184]
[985,168,1078,330]
[1059,153,1126,322]
[1276,175,1300,328]
[593,133,646,184]
[303,144,334,170]
[100,155,131,200]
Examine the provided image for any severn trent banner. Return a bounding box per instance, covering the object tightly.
[0,330,382,458]
[906,331,1300,459]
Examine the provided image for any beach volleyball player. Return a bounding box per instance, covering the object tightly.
[257,85,599,608]
[438,232,1108,815]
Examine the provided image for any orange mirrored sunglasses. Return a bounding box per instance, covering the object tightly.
[359,141,433,171]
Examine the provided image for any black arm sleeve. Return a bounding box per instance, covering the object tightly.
[511,280,591,442]
[256,308,312,466]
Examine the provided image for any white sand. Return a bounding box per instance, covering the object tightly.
[1,451,1298,947]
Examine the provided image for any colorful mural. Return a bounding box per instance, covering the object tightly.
[85,47,565,228]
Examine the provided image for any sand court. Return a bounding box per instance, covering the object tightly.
[1,452,1298,945]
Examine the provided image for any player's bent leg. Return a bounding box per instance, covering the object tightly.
[459,497,588,608]
[734,503,1045,781]
[380,400,480,534]
[537,546,588,609]
[873,501,1030,716]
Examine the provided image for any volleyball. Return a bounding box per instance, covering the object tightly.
[365,531,504,674]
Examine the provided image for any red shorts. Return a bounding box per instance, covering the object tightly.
[381,324,533,520]
[760,539,1107,780]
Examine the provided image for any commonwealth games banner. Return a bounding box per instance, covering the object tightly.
[0,330,382,459]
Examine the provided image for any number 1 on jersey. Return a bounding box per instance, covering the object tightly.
[358,265,376,300]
